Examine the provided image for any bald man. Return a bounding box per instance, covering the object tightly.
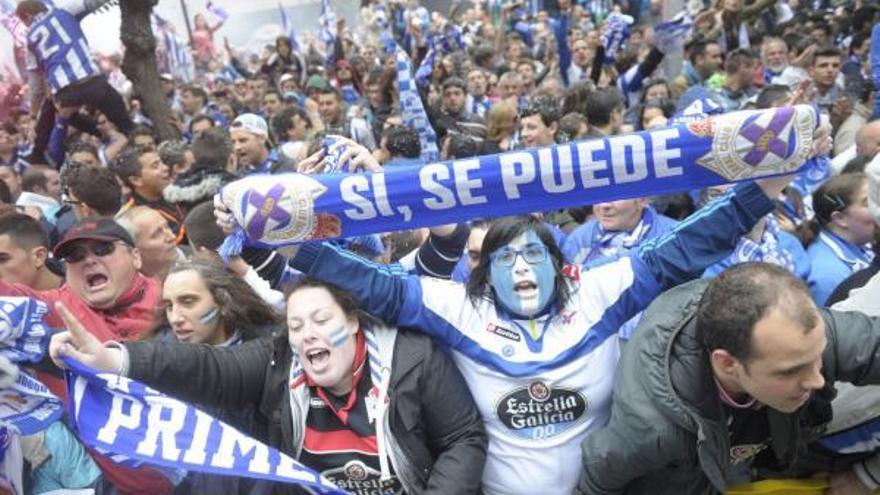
[856,120,880,159]
[116,206,183,280]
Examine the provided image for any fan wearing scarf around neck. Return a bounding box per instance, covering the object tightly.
[701,184,810,280]
[50,278,488,494]
[561,197,679,267]
[806,172,876,305]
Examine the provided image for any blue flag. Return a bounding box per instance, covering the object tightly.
[279,3,300,52]
[63,358,346,494]
[218,106,820,248]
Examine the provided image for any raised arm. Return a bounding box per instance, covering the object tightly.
[50,301,274,409]
[291,242,469,346]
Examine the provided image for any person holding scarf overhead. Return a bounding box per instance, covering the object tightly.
[806,172,876,305]
[50,278,487,495]
[204,120,830,494]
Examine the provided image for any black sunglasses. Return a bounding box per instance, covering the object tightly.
[64,240,118,263]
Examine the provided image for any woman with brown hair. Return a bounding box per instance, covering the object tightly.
[806,173,876,304]
[483,100,519,153]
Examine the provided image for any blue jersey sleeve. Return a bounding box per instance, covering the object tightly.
[636,181,775,290]
[292,242,468,347]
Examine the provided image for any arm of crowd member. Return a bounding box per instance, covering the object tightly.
[823,310,880,386]
[227,256,287,313]
[554,12,572,86]
[401,223,470,279]
[635,121,831,289]
[224,38,255,79]
[290,240,470,347]
[741,0,776,22]
[618,46,664,97]
[49,302,273,410]
[27,71,46,121]
[47,116,69,167]
[590,45,605,84]
[418,334,487,493]
[239,246,288,290]
[102,127,128,164]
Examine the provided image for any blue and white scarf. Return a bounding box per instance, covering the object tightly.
[396,49,440,163]
[601,12,632,63]
[729,214,795,273]
[0,297,62,436]
[653,13,693,55]
[218,106,821,249]
[818,230,876,273]
[587,207,654,262]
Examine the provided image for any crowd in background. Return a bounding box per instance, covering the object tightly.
[0,0,879,493]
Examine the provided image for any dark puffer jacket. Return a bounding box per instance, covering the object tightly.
[576,279,880,495]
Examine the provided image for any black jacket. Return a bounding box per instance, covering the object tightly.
[125,328,487,494]
[577,279,880,495]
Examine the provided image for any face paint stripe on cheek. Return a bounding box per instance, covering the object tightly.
[328,326,350,348]
[199,306,219,325]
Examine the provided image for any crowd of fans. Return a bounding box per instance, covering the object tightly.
[0,0,879,493]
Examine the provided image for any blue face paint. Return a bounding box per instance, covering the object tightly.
[490,231,556,317]
[199,307,220,325]
[328,326,350,348]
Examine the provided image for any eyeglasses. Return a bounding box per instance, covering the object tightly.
[490,244,548,267]
[64,240,118,263]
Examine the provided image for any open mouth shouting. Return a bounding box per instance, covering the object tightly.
[85,271,110,292]
[304,346,332,372]
[513,280,539,298]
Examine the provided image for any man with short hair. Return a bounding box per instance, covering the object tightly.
[63,165,122,220]
[229,113,282,174]
[113,146,185,244]
[434,77,487,141]
[519,96,560,149]
[0,164,22,202]
[0,122,28,173]
[671,40,723,98]
[809,46,844,117]
[0,216,171,494]
[378,126,421,167]
[21,164,61,202]
[0,213,61,290]
[316,87,376,149]
[466,69,491,118]
[116,206,181,281]
[577,263,880,495]
[563,195,678,266]
[855,120,880,160]
[261,90,282,120]
[584,87,625,138]
[717,48,758,112]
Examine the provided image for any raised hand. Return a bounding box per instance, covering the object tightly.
[49,302,123,373]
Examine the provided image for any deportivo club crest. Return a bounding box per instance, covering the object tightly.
[220,175,342,245]
[694,106,815,181]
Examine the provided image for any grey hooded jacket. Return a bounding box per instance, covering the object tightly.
[576,279,880,495]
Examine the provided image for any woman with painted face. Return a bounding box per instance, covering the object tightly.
[50,278,487,495]
[159,258,280,346]
[159,258,282,494]
[273,174,808,494]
